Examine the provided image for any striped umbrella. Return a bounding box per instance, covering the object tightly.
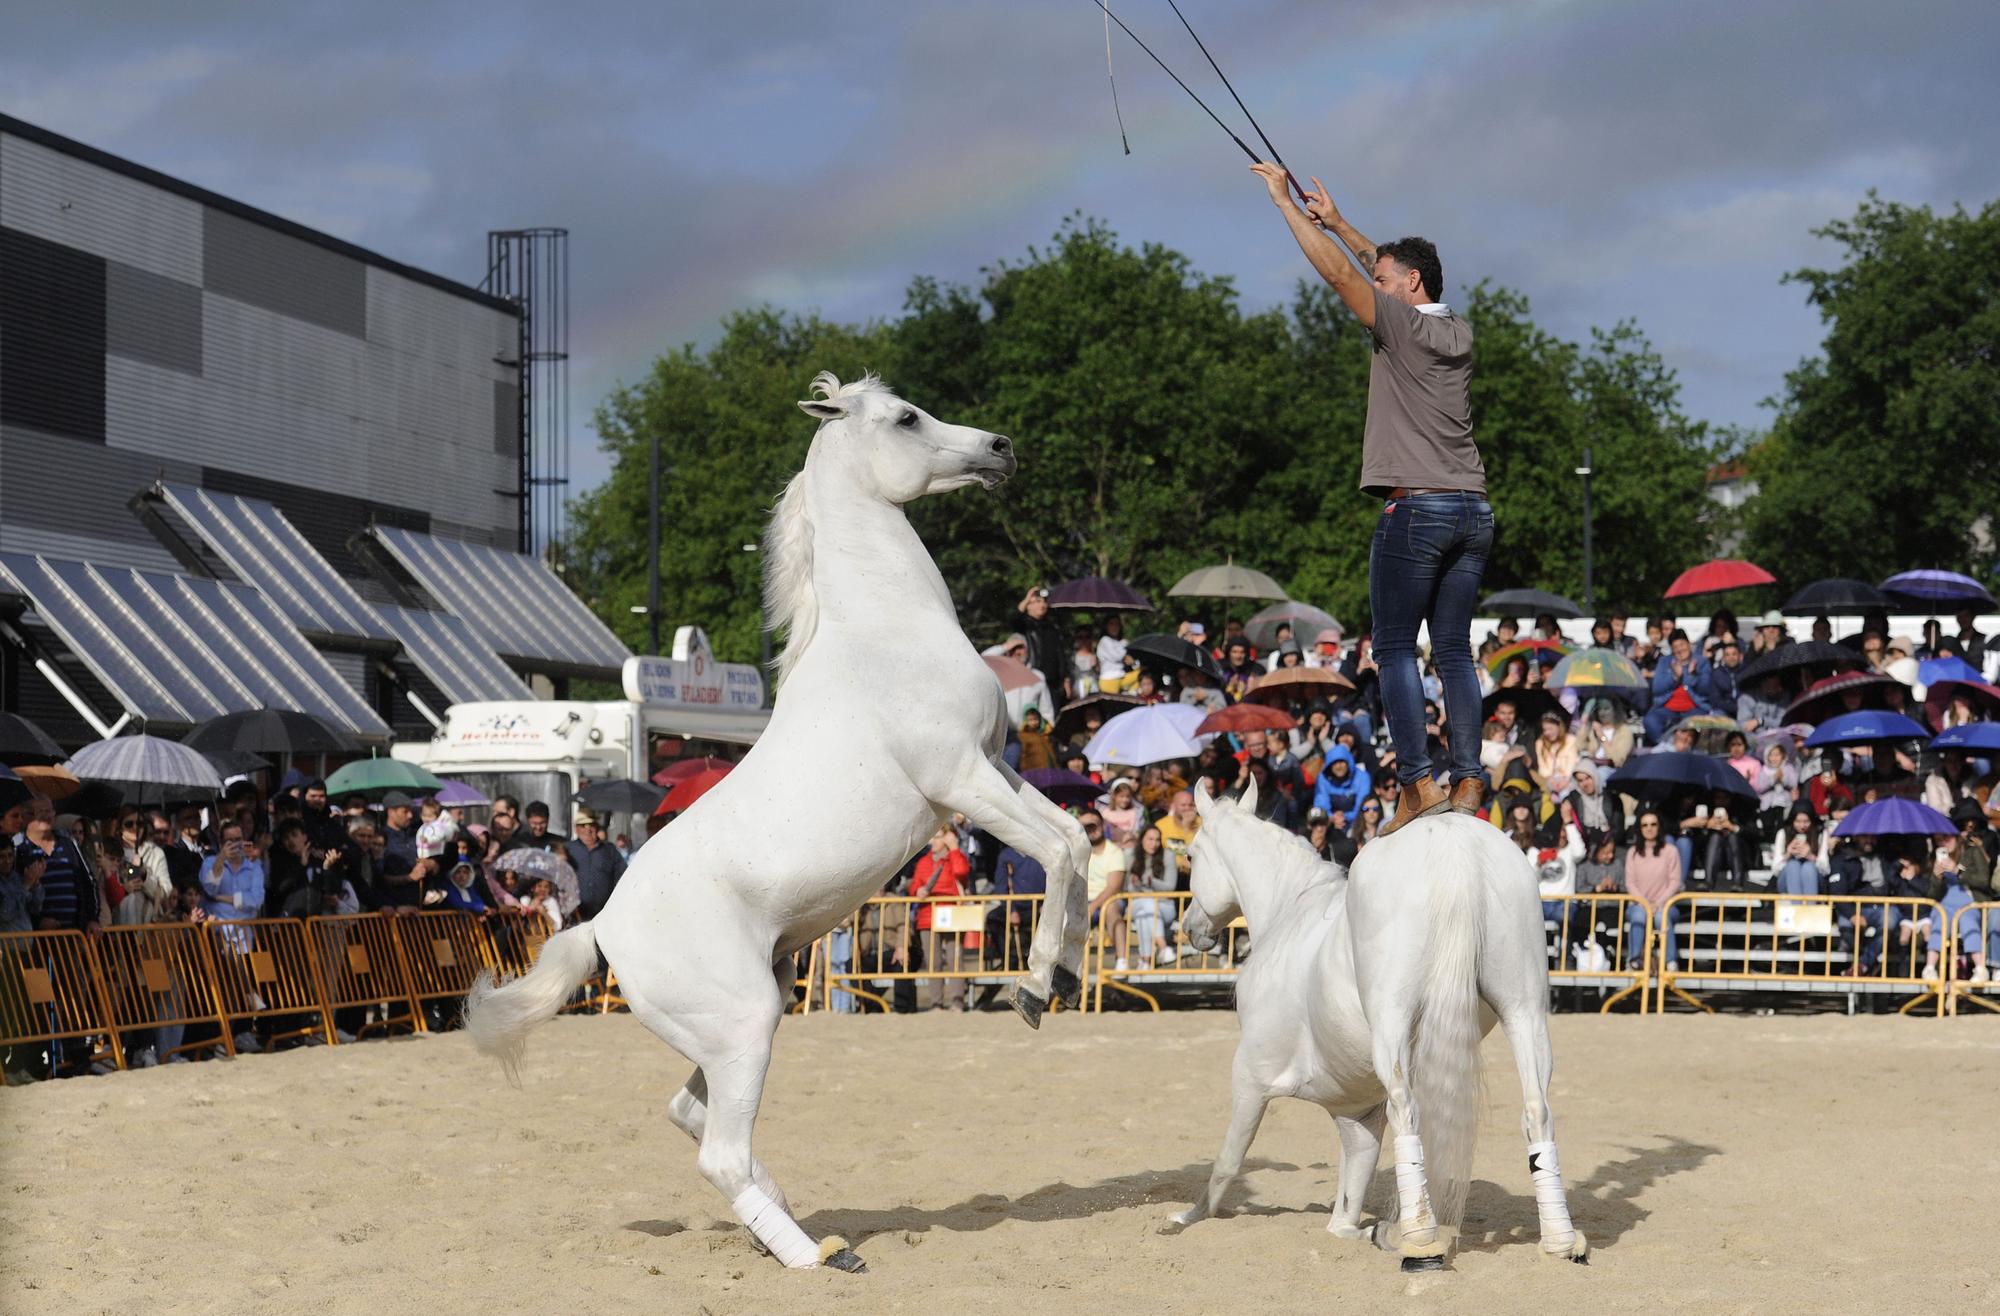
[1485,638,1572,677]
[67,733,224,804]
[1549,647,1646,694]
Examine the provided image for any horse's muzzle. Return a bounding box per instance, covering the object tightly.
[1183,904,1218,952]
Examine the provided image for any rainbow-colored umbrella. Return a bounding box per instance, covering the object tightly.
[1485,639,1572,677]
[1548,646,1646,694]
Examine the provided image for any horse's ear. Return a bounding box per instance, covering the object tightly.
[1237,772,1259,817]
[798,397,845,422]
[1194,778,1216,817]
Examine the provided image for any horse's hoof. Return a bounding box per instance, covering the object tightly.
[1051,964,1083,1008]
[1010,985,1046,1030]
[822,1249,867,1274]
[1400,1254,1448,1274]
[1537,1231,1589,1264]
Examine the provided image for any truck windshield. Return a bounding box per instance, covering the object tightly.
[449,771,575,833]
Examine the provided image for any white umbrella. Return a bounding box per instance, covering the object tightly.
[67,733,224,804]
[1244,601,1341,651]
[1082,703,1212,767]
[1167,561,1288,602]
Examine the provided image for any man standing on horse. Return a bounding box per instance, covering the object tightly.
[1250,162,1489,835]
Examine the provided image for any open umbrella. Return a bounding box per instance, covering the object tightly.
[1917,656,1982,687]
[574,778,667,815]
[13,763,81,800]
[1803,710,1930,748]
[323,757,443,799]
[0,712,66,766]
[983,654,1043,692]
[1736,640,1866,685]
[1783,671,1903,725]
[1925,680,2000,731]
[1020,768,1104,807]
[1480,588,1583,619]
[1881,570,1995,607]
[1243,601,1341,652]
[1166,562,1288,602]
[1665,559,1775,599]
[1549,647,1647,696]
[1607,751,1756,802]
[1082,704,1211,767]
[1484,639,1571,677]
[183,708,357,756]
[656,762,734,814]
[433,779,490,807]
[68,734,224,805]
[652,755,734,787]
[1045,576,1153,611]
[1932,723,2000,753]
[1781,578,1890,617]
[1831,797,1956,839]
[0,765,27,816]
[1242,666,1354,707]
[1195,704,1298,736]
[1126,633,1226,682]
[1052,695,1143,746]
[1482,687,1565,729]
[200,748,273,779]
[494,847,580,916]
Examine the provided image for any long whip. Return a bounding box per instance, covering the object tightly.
[1162,0,1306,204]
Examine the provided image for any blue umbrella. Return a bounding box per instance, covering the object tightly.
[1881,570,1995,606]
[1931,723,2000,753]
[1082,703,1211,767]
[1021,768,1104,807]
[1607,751,1756,801]
[1917,656,1982,687]
[1831,797,1957,838]
[1803,710,1930,747]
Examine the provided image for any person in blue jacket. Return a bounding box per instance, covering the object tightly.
[1313,744,1373,820]
[1643,629,1713,743]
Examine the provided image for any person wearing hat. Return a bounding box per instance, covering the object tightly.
[564,808,627,922]
[380,791,420,873]
[1749,611,1790,658]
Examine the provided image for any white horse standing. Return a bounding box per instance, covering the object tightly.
[1172,779,1588,1270]
[466,372,1091,1272]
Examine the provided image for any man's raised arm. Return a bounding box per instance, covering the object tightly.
[1305,182,1378,276]
[1249,163,1375,328]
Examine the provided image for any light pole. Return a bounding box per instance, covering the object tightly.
[647,431,662,655]
[1576,446,1595,617]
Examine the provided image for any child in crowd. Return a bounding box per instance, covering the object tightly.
[440,861,490,916]
[416,799,457,865]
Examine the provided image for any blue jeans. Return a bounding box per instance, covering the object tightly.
[1928,888,1977,956]
[1627,904,1679,968]
[1369,491,1493,786]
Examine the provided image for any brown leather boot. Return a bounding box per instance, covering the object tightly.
[1449,776,1486,815]
[1379,776,1450,836]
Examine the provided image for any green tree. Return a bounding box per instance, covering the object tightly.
[1742,194,2000,590]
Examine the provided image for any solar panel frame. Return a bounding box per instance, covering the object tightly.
[0,553,189,724]
[44,558,230,720]
[375,603,534,704]
[177,578,389,737]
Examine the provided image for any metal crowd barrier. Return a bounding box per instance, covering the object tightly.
[1947,900,2000,1016]
[1655,893,1948,1016]
[0,929,122,1080]
[395,911,492,1021]
[206,917,335,1047]
[1090,890,1246,1013]
[1543,893,1653,1012]
[95,923,234,1061]
[306,913,422,1037]
[803,893,1047,1014]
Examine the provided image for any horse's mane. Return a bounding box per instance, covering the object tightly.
[764,370,889,690]
[1222,801,1342,890]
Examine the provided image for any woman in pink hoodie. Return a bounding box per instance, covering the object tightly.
[1623,807,1684,970]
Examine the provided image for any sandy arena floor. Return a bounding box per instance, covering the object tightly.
[2,1008,1996,1314]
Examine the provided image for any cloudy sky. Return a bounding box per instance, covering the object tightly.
[4,0,1996,501]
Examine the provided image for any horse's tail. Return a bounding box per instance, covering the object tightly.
[463,922,600,1085]
[1412,828,1485,1229]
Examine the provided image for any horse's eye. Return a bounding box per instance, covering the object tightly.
[896,410,918,428]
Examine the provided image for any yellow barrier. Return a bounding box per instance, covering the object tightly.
[1946,900,2000,1016]
[1090,890,1245,1013]
[306,913,420,1036]
[809,894,1045,1014]
[482,910,553,981]
[1542,893,1654,1012]
[394,911,492,1025]
[0,929,122,1080]
[96,923,234,1061]
[1655,893,1947,1016]
[204,917,336,1047]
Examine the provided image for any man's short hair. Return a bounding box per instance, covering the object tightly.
[1376,236,1443,303]
[525,801,550,820]
[1668,628,1690,645]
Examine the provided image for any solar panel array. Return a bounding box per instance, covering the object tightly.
[374,603,534,704]
[0,552,389,736]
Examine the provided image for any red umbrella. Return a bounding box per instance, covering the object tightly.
[1925,679,2000,732]
[653,763,734,815]
[1195,704,1298,736]
[983,654,1043,692]
[1664,558,1776,599]
[1783,671,1903,726]
[652,755,732,787]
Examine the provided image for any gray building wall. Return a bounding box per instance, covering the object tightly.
[0,125,521,573]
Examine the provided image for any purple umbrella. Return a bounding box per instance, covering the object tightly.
[433,778,490,807]
[1021,768,1105,807]
[1046,576,1154,611]
[1880,570,1995,607]
[1831,797,1956,838]
[1803,710,1930,747]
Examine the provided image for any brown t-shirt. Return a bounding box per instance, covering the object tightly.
[1358,288,1483,498]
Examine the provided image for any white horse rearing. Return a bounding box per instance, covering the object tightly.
[1172,778,1589,1270]
[465,372,1091,1272]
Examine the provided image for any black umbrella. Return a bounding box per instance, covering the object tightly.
[1481,588,1583,619]
[1607,751,1757,802]
[574,778,668,815]
[1736,640,1867,685]
[1781,578,1891,617]
[201,748,274,778]
[1482,687,1565,728]
[0,711,66,766]
[65,780,128,817]
[1127,633,1226,682]
[183,709,358,756]
[1052,694,1144,745]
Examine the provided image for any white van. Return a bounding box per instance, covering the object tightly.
[392,626,767,835]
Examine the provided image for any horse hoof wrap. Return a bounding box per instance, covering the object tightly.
[821,1247,867,1274]
[1051,964,1083,1009]
[1400,1254,1448,1274]
[1536,1231,1589,1264]
[1011,985,1047,1030]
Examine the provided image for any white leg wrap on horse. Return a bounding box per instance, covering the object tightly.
[1392,1134,1435,1236]
[1527,1141,1575,1244]
[732,1186,817,1268]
